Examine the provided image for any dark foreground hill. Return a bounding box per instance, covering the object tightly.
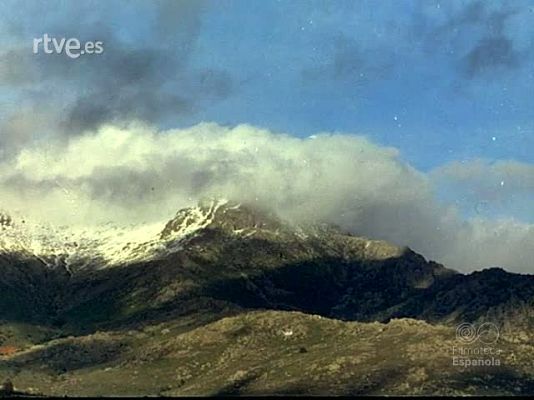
[0,200,532,395]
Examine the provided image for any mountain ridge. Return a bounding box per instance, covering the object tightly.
[0,198,417,272]
[0,200,533,395]
[0,200,531,330]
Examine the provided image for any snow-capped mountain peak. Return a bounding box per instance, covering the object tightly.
[0,199,242,272]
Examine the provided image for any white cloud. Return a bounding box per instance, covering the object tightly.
[0,122,533,273]
[431,158,534,222]
[432,159,534,196]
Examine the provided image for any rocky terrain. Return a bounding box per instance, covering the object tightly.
[0,200,533,396]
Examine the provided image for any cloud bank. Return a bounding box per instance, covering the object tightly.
[0,122,532,273]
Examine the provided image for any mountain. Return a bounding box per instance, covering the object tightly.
[0,199,533,395]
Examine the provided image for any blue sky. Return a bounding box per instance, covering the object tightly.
[0,0,533,223]
[186,0,534,170]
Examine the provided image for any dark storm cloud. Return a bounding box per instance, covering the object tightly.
[417,1,526,79]
[457,4,523,78]
[58,41,194,133]
[57,1,231,133]
[0,0,233,138]
[462,36,520,78]
[61,1,206,132]
[302,1,527,86]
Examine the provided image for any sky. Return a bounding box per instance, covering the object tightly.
[0,0,533,272]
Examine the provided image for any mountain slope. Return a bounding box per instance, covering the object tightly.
[0,200,533,395]
[49,200,457,331]
[1,200,533,332]
[2,311,534,396]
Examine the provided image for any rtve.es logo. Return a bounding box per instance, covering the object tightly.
[33,34,104,59]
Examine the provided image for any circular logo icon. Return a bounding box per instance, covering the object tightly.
[477,322,500,344]
[456,322,478,344]
[456,322,500,344]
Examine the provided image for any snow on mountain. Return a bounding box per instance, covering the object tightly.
[0,198,405,273]
[0,199,233,272]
